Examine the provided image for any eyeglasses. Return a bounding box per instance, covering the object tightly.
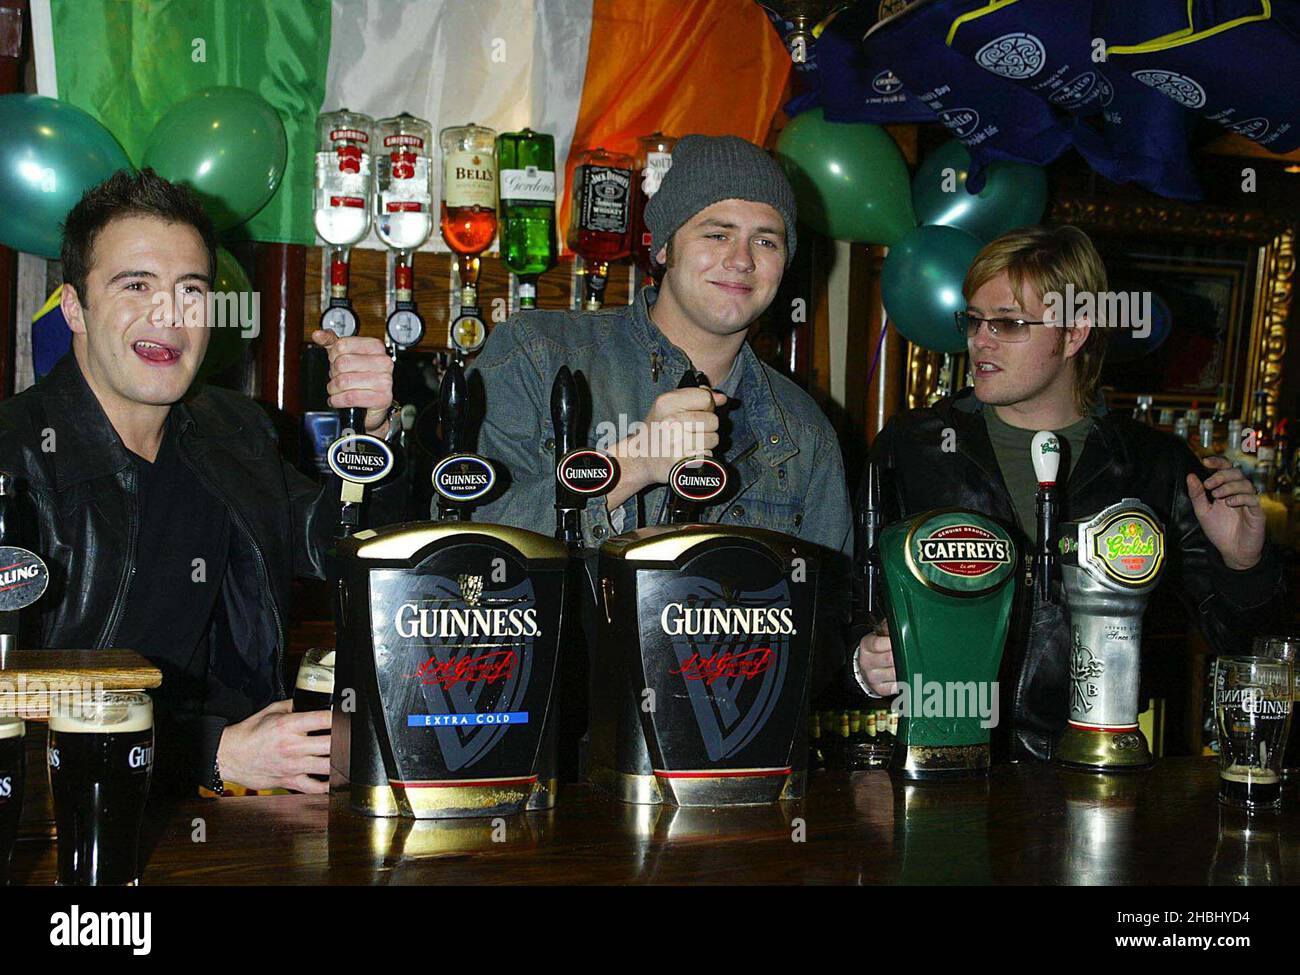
[954,311,1049,344]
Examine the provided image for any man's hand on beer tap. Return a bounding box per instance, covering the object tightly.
[1187,455,1266,571]
[856,618,897,697]
[216,700,331,794]
[312,330,396,437]
[604,385,727,509]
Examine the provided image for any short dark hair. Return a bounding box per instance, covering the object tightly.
[60,168,217,308]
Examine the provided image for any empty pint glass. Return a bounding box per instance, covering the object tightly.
[1215,656,1291,812]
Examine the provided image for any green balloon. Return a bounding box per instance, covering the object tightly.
[881,225,983,354]
[0,95,133,258]
[775,108,915,245]
[912,140,1047,242]
[143,87,287,232]
[197,248,255,380]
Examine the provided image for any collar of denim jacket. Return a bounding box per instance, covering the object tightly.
[630,286,798,471]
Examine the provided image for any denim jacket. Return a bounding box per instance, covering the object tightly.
[468,287,854,689]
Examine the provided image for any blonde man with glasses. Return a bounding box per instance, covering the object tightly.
[852,225,1285,761]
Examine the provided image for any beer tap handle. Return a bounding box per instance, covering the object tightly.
[551,366,581,546]
[340,407,366,438]
[857,460,883,623]
[439,362,468,456]
[551,365,578,456]
[665,368,709,525]
[1031,431,1062,604]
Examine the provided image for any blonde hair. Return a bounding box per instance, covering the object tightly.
[963,225,1109,414]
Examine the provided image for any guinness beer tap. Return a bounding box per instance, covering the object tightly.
[550,366,617,781]
[329,363,570,818]
[430,363,493,522]
[663,369,728,526]
[590,382,821,805]
[327,408,394,538]
[1031,431,1061,604]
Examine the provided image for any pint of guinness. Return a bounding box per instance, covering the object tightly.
[294,648,336,715]
[1215,655,1291,811]
[0,717,23,885]
[47,692,154,886]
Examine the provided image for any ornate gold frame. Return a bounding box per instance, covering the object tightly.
[904,197,1295,426]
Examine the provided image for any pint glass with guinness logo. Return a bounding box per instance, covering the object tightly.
[0,717,23,885]
[47,692,154,885]
[1215,656,1291,812]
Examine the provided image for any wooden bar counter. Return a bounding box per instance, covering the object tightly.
[9,757,1299,885]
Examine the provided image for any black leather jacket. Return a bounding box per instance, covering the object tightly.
[0,354,406,790]
[859,388,1288,761]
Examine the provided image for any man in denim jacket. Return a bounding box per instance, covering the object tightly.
[471,135,852,693]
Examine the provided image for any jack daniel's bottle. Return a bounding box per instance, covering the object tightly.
[328,364,570,818]
[588,369,823,806]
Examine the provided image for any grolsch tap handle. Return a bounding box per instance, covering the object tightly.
[1031,431,1061,604]
[551,366,581,546]
[439,361,468,456]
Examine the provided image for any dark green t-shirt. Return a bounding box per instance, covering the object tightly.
[984,407,1094,538]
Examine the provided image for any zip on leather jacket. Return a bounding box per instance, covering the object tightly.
[857,388,1288,762]
[0,354,409,791]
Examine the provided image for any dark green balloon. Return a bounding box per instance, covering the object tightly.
[0,95,133,258]
[881,225,983,354]
[143,87,287,232]
[912,140,1047,242]
[196,248,255,381]
[775,108,915,245]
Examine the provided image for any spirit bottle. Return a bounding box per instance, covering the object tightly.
[632,132,675,283]
[440,123,498,358]
[567,146,634,311]
[315,109,374,338]
[376,113,435,353]
[497,128,557,311]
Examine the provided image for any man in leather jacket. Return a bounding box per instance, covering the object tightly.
[0,169,405,794]
[854,226,1286,761]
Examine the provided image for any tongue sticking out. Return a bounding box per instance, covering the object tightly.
[134,342,179,363]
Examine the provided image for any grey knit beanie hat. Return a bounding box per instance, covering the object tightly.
[645,135,798,267]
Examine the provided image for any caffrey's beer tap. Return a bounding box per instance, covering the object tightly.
[1031,431,1061,603]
